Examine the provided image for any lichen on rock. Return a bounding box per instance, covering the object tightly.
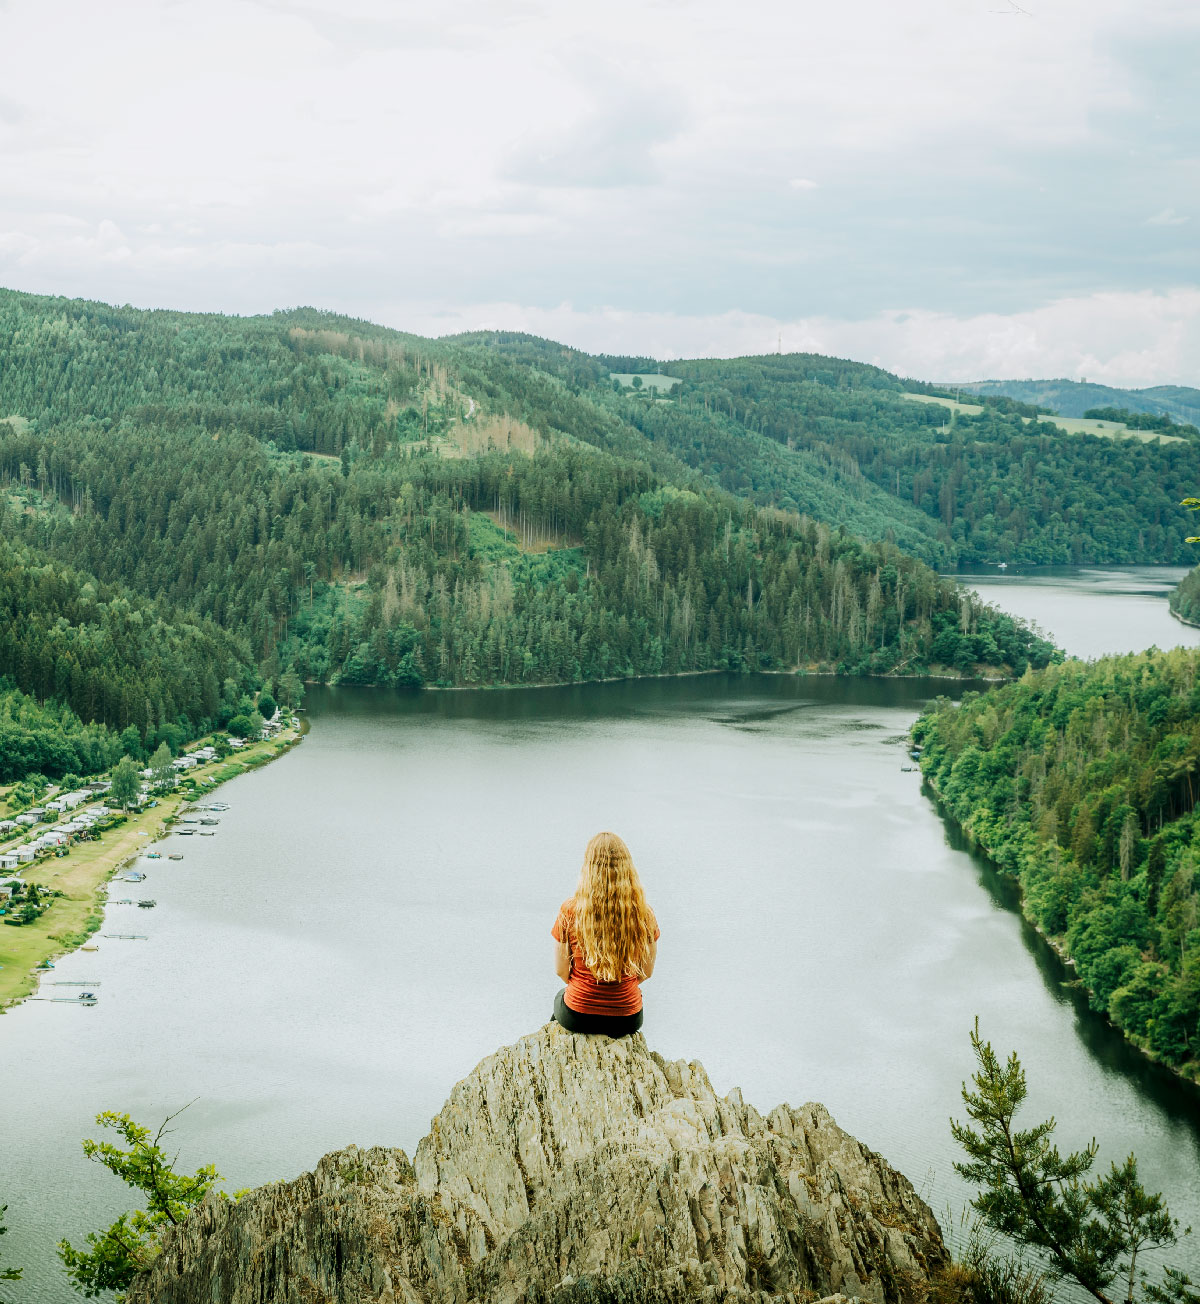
[125,1023,947,1303]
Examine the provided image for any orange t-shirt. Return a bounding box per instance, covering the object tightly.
[552,898,660,1016]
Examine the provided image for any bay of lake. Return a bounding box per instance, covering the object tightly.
[960,565,1199,659]
[2,567,1199,1301]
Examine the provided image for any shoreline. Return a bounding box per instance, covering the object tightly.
[919,766,1200,1094]
[0,720,305,1013]
[316,663,1011,695]
[1168,604,1200,630]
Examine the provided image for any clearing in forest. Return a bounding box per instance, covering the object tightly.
[1031,413,1183,443]
[442,415,543,459]
[901,393,1184,443]
[473,509,578,556]
[610,373,681,393]
[902,393,984,417]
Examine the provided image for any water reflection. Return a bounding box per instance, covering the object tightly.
[938,789,1200,1142]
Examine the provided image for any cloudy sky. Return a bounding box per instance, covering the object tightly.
[1,0,1197,384]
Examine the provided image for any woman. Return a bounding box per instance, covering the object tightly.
[551,831,659,1037]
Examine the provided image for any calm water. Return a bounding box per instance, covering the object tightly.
[2,569,1199,1301]
[961,565,1200,658]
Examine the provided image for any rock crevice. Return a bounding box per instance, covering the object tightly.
[126,1024,947,1303]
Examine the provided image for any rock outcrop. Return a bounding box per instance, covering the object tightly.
[126,1024,948,1303]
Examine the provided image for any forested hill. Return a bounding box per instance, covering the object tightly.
[448,332,1200,566]
[959,377,1200,425]
[3,291,1197,571]
[0,288,1057,781]
[913,652,1200,1081]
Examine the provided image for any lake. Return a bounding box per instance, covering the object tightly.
[2,567,1199,1301]
[961,564,1198,659]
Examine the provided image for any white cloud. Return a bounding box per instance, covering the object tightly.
[0,0,1197,384]
[1147,207,1189,226]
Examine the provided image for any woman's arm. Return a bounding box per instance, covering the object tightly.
[554,936,572,982]
[640,938,657,982]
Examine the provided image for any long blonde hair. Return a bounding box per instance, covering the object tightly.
[570,832,656,984]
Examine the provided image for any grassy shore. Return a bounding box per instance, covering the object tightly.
[0,721,304,1011]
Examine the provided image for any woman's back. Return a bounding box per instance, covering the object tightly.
[551,832,659,1038]
[553,897,656,1017]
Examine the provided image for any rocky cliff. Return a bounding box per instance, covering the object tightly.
[126,1024,948,1304]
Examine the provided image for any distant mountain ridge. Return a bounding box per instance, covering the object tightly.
[0,285,1059,759]
[954,377,1200,424]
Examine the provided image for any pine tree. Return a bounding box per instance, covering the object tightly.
[952,1022,1192,1304]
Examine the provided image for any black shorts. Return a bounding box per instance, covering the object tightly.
[552,988,643,1038]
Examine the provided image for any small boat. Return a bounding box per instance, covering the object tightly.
[210,802,230,811]
[200,818,219,826]
[111,897,134,905]
[102,933,148,940]
[51,981,101,987]
[168,853,184,861]
[176,829,195,836]
[200,831,215,837]
[81,944,98,951]
[901,765,916,773]
[137,899,156,908]
[147,851,163,859]
[125,870,146,882]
